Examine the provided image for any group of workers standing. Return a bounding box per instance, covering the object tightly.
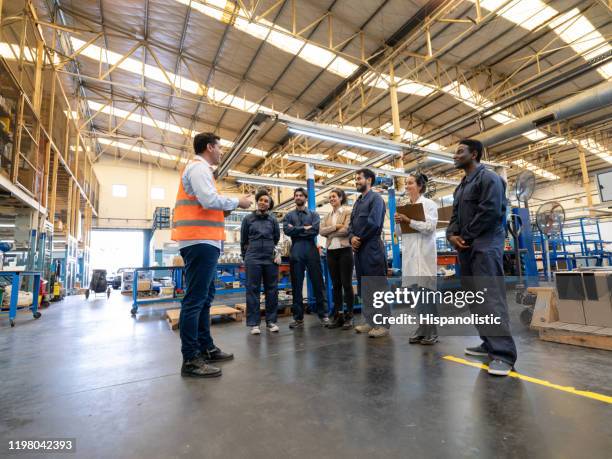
[171,132,517,380]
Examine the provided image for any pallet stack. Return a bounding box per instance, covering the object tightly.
[529,270,612,351]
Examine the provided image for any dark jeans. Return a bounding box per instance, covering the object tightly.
[289,241,328,320]
[179,243,219,361]
[326,247,354,318]
[458,233,517,366]
[355,238,391,329]
[246,263,279,326]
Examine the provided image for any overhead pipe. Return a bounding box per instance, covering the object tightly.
[474,81,612,147]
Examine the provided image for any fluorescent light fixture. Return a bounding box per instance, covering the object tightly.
[230,171,356,193]
[0,223,16,228]
[426,155,454,164]
[430,178,461,186]
[285,154,411,178]
[287,127,402,156]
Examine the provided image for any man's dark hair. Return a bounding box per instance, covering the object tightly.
[255,189,274,210]
[356,168,376,186]
[294,187,308,198]
[330,188,347,205]
[410,172,429,194]
[193,132,220,155]
[459,139,484,162]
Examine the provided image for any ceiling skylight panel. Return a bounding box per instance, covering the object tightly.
[97,137,187,162]
[338,150,368,162]
[512,158,559,180]
[549,8,611,79]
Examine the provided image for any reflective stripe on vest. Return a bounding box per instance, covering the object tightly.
[171,161,226,241]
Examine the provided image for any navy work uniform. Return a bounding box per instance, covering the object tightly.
[348,189,390,328]
[447,163,517,366]
[283,208,328,320]
[240,211,281,327]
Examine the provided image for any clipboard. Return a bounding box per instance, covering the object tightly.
[396,203,425,234]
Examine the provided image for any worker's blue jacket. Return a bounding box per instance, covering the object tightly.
[282,208,321,257]
[240,211,280,265]
[446,163,507,245]
[348,189,386,246]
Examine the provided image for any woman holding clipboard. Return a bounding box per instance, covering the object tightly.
[394,173,439,345]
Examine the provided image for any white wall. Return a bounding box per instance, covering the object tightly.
[93,159,243,229]
[93,159,179,228]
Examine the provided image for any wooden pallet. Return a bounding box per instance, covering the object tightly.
[538,322,612,351]
[528,287,612,351]
[166,309,180,330]
[210,305,242,322]
[165,305,242,330]
[233,303,292,320]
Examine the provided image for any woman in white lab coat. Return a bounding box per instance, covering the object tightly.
[395,173,439,345]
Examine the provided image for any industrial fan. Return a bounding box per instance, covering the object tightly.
[513,170,536,207]
[535,201,565,281]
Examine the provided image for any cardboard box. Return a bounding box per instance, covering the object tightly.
[556,299,586,324]
[555,272,586,325]
[582,272,612,327]
[137,280,152,292]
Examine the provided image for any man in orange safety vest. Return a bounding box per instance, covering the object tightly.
[172,132,252,378]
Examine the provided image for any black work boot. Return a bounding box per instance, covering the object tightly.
[289,319,304,329]
[181,356,222,378]
[204,346,234,362]
[342,315,354,330]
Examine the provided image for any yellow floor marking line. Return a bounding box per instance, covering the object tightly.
[443,355,612,404]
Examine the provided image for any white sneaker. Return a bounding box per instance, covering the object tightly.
[250,326,261,335]
[267,323,279,332]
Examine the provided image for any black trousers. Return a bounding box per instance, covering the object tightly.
[289,241,328,320]
[245,263,279,326]
[179,243,219,361]
[326,247,354,318]
[458,233,517,366]
[354,238,391,328]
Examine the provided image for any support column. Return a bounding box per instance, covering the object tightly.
[578,147,593,216]
[388,184,401,271]
[42,72,57,211]
[305,164,317,311]
[389,62,404,190]
[49,147,60,227]
[389,62,402,271]
[306,164,316,211]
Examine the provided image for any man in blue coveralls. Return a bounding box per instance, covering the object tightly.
[349,169,390,338]
[446,139,517,376]
[283,187,330,328]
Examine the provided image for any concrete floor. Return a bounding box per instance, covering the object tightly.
[1,291,611,459]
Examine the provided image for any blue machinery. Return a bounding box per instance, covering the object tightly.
[0,271,41,327]
[534,217,612,273]
[510,207,539,283]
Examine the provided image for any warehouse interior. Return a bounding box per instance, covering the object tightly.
[1,0,611,457]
